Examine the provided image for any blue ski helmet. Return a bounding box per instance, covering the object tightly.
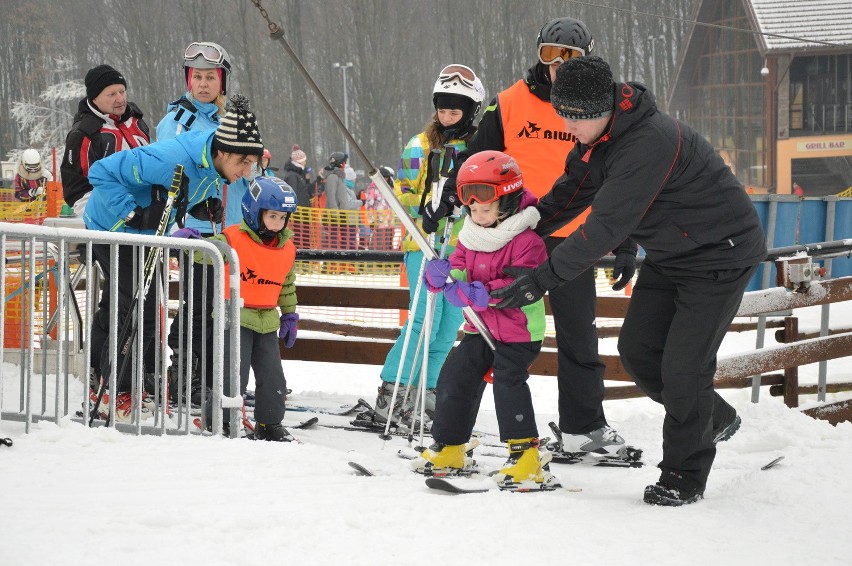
[242,176,298,233]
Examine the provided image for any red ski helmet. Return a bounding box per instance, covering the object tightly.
[456,150,524,218]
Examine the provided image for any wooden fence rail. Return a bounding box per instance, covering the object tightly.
[286,276,852,419]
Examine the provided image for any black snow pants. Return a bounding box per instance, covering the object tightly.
[544,237,608,435]
[91,243,158,393]
[167,258,216,389]
[431,333,541,444]
[235,327,286,425]
[618,259,757,491]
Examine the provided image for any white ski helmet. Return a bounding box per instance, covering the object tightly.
[432,64,485,113]
[184,41,232,94]
[432,64,486,137]
[18,149,43,180]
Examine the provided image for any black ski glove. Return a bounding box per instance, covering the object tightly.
[126,201,167,230]
[173,175,190,227]
[188,197,223,223]
[490,262,565,309]
[420,182,459,234]
[611,249,638,291]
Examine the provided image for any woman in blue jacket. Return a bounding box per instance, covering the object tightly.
[156,41,249,230]
[84,96,264,420]
[155,41,251,405]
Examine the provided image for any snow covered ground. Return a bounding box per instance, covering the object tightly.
[2,303,851,565]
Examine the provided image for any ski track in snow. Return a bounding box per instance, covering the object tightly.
[1,305,851,565]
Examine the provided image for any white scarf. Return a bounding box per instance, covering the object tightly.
[458,206,541,252]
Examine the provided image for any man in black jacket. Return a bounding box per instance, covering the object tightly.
[61,64,150,216]
[491,56,767,506]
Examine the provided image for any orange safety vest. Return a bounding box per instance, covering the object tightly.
[499,80,591,237]
[222,225,295,308]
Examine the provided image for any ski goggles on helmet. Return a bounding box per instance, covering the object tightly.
[457,181,522,206]
[438,64,477,88]
[24,163,41,173]
[184,42,231,72]
[538,43,585,65]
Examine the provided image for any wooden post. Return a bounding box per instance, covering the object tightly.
[783,316,799,408]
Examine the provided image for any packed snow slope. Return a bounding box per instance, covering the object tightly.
[1,304,851,565]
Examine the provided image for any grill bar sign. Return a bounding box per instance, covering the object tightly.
[796,139,848,152]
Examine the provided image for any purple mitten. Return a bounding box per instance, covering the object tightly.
[445,280,489,311]
[172,227,202,239]
[279,312,299,348]
[423,258,452,292]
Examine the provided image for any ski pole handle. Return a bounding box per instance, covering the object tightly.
[437,144,460,219]
[429,149,442,210]
[439,144,454,177]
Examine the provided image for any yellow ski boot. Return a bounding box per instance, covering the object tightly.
[493,438,560,491]
[410,440,479,476]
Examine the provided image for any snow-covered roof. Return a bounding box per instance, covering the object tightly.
[746,0,852,52]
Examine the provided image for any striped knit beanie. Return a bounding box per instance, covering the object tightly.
[213,94,264,157]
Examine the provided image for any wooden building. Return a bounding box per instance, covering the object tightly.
[668,0,852,196]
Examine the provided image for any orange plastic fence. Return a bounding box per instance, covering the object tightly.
[0,182,65,225]
[3,258,58,348]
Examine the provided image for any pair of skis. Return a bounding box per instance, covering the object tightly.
[348,461,500,494]
[348,460,567,494]
[193,415,318,440]
[285,399,368,417]
[350,457,786,495]
[347,462,545,494]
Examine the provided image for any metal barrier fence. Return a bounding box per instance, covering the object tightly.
[750,195,852,288]
[0,222,241,437]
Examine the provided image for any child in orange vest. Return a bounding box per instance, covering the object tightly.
[174,175,298,440]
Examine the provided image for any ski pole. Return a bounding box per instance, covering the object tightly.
[410,146,458,444]
[381,149,443,440]
[248,0,494,350]
[89,164,186,426]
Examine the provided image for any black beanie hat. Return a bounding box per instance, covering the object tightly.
[551,56,614,120]
[85,65,127,100]
[213,94,264,157]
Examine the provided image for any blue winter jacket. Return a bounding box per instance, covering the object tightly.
[154,93,248,231]
[155,93,221,140]
[84,129,223,234]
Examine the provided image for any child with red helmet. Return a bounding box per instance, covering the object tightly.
[411,150,559,491]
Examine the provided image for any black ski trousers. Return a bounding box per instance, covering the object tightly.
[431,334,541,444]
[233,327,286,425]
[91,243,158,393]
[167,258,216,388]
[546,237,607,434]
[618,259,757,491]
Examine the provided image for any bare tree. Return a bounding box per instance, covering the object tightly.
[1,0,698,166]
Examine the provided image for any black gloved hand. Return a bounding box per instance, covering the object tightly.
[611,249,638,291]
[421,201,448,234]
[490,263,564,309]
[188,197,224,223]
[420,182,458,234]
[126,201,167,230]
[439,178,459,209]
